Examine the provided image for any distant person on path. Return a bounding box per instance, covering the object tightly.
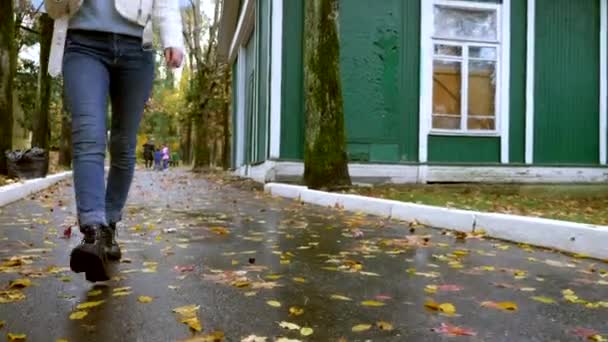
[46,0,184,282]
[154,149,162,171]
[143,140,155,169]
[162,144,170,170]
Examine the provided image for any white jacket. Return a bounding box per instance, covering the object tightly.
[47,0,183,76]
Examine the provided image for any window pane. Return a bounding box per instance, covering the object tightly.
[434,44,463,57]
[469,46,497,59]
[433,60,462,129]
[434,6,497,41]
[468,117,495,130]
[433,116,462,130]
[468,60,496,130]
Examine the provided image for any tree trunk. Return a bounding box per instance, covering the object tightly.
[31,13,53,153]
[0,0,15,174]
[192,115,210,170]
[303,0,351,190]
[221,70,231,170]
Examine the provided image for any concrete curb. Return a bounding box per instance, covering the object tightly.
[0,171,72,208]
[264,183,608,260]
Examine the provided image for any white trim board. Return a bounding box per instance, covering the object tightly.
[525,0,536,164]
[234,161,608,184]
[0,171,72,208]
[228,0,255,64]
[600,0,607,165]
[269,0,283,159]
[500,0,511,164]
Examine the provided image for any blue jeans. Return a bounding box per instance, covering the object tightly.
[63,30,154,227]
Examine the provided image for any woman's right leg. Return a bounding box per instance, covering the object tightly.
[63,32,111,282]
[63,40,110,228]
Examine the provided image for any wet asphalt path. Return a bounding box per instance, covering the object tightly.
[0,169,607,341]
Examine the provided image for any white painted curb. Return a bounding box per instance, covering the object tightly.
[0,171,73,207]
[264,183,608,260]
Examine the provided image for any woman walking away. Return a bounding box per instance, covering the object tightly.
[45,0,183,282]
[162,144,170,170]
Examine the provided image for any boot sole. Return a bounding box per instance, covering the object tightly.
[70,245,110,282]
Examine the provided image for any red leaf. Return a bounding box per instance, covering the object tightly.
[62,226,72,239]
[174,265,195,273]
[433,323,477,337]
[374,295,392,301]
[438,285,464,292]
[571,327,600,339]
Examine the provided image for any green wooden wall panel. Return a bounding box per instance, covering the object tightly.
[534,0,600,164]
[402,0,421,162]
[256,0,270,162]
[509,0,526,163]
[279,0,305,160]
[244,31,256,164]
[429,136,501,163]
[339,0,404,163]
[339,0,420,162]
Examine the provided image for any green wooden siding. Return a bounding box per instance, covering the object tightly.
[255,0,270,163]
[428,136,501,163]
[244,32,256,164]
[509,0,526,163]
[340,0,418,162]
[402,0,420,162]
[279,0,305,160]
[534,0,600,164]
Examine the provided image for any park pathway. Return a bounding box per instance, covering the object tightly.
[0,169,606,341]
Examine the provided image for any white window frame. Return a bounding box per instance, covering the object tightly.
[420,0,510,141]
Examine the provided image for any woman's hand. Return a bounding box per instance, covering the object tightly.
[164,47,184,68]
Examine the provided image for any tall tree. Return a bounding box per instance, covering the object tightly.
[303,0,351,189]
[192,0,221,170]
[0,0,16,174]
[31,13,53,152]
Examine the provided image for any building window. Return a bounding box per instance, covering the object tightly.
[429,0,503,134]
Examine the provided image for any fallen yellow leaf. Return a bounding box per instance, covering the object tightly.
[289,306,304,316]
[69,311,88,320]
[438,303,456,315]
[266,300,281,308]
[424,299,439,311]
[113,287,132,292]
[0,290,25,304]
[292,277,307,283]
[361,300,385,307]
[531,296,556,304]
[300,327,314,336]
[330,294,352,301]
[172,304,200,318]
[87,290,102,297]
[481,301,518,311]
[425,285,438,294]
[138,296,153,303]
[76,300,105,310]
[376,321,394,331]
[352,324,372,332]
[278,321,301,330]
[7,333,26,342]
[8,279,31,289]
[181,317,202,332]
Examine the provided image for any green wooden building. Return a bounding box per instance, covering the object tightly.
[218,0,608,183]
